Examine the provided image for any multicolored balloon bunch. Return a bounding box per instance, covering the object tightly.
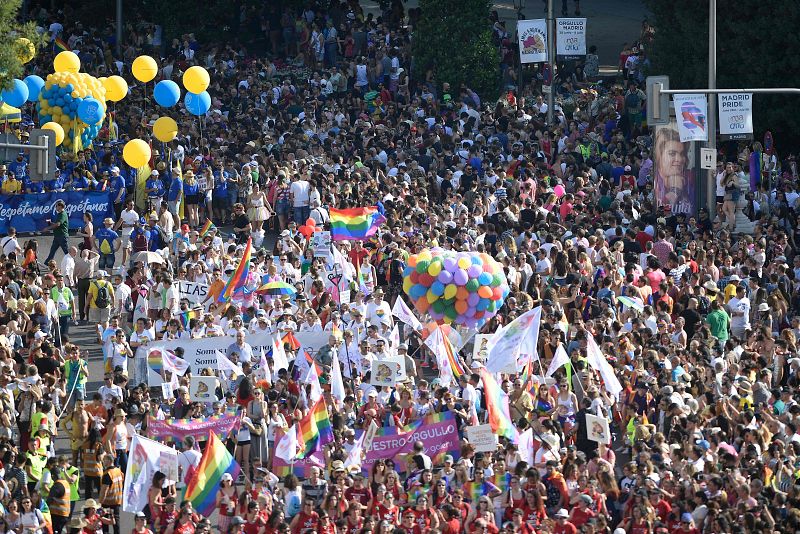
[403,249,510,328]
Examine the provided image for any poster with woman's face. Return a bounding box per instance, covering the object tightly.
[654,121,697,215]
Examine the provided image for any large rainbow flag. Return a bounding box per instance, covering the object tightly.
[297,398,333,458]
[217,237,252,302]
[184,431,241,515]
[329,207,386,241]
[479,368,519,443]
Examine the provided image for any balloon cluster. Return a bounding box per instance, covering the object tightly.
[298,218,321,238]
[149,65,211,146]
[403,249,509,328]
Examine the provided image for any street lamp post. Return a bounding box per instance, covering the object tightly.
[707,0,717,215]
[546,0,554,125]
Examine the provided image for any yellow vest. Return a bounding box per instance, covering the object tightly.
[102,467,124,506]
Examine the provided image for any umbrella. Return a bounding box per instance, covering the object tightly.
[132,251,165,264]
[257,281,297,296]
[617,295,644,312]
[0,104,21,123]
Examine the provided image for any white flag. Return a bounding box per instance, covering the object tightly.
[546,344,570,377]
[157,347,189,376]
[256,346,271,383]
[389,324,400,350]
[517,428,534,465]
[330,353,346,404]
[343,431,366,471]
[272,337,290,373]
[392,297,423,331]
[274,425,299,463]
[122,434,177,513]
[215,350,244,377]
[425,327,454,388]
[304,361,323,404]
[485,307,542,374]
[585,334,623,398]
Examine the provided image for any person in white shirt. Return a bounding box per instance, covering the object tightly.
[112,273,132,324]
[289,175,311,223]
[128,317,155,385]
[115,199,139,266]
[727,284,751,340]
[458,374,478,424]
[177,436,202,489]
[60,247,76,287]
[160,278,181,315]
[365,289,392,328]
[1,229,21,260]
[98,372,124,409]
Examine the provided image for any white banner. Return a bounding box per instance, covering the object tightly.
[556,18,586,57]
[673,94,709,142]
[178,281,209,307]
[484,306,541,374]
[123,434,178,513]
[145,331,329,386]
[718,93,753,135]
[518,19,548,64]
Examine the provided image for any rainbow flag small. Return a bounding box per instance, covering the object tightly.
[282,332,301,351]
[479,368,519,443]
[147,348,163,377]
[184,431,241,516]
[330,207,386,241]
[297,398,333,458]
[441,330,466,378]
[177,309,198,329]
[54,37,70,52]
[463,480,501,502]
[39,499,53,534]
[200,219,216,237]
[218,237,252,303]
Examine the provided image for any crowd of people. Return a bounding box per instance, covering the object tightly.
[0,1,799,534]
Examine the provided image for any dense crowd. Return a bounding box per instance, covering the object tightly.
[0,1,799,534]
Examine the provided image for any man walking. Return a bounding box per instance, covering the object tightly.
[44,199,69,263]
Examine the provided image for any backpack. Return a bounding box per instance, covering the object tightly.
[132,231,149,253]
[155,226,170,247]
[94,281,110,309]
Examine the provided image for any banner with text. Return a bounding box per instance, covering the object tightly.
[556,18,587,59]
[673,94,709,142]
[518,19,548,64]
[146,413,241,443]
[177,281,209,308]
[145,331,329,386]
[718,93,753,139]
[0,190,114,234]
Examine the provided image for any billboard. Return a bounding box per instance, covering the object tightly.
[653,120,699,215]
[518,19,548,64]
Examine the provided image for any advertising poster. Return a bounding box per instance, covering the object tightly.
[718,93,754,140]
[653,119,698,215]
[556,18,587,60]
[672,94,709,142]
[518,19,548,64]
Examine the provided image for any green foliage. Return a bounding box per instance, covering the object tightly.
[645,0,800,149]
[412,0,500,101]
[0,0,43,90]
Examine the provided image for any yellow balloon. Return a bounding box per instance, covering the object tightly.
[103,75,128,102]
[427,261,442,277]
[182,66,210,94]
[132,55,158,83]
[444,284,458,300]
[16,38,35,64]
[53,51,80,73]
[426,290,439,305]
[152,116,178,142]
[123,139,151,168]
[457,257,471,270]
[41,122,65,146]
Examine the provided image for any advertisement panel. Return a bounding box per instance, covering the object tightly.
[653,119,699,215]
[0,190,114,233]
[556,18,587,60]
[518,19,548,64]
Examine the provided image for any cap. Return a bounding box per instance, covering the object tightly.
[368,389,378,397]
[758,302,770,312]
[221,473,234,482]
[231,516,246,526]
[135,512,147,519]
[97,270,109,278]
[624,165,632,171]
[555,509,569,518]
[151,170,159,176]
[728,274,741,282]
[444,455,454,463]
[681,513,693,523]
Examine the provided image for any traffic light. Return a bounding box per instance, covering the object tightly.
[646,75,671,126]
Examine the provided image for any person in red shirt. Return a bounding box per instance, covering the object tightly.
[348,241,369,271]
[408,496,439,533]
[470,517,499,534]
[343,502,364,534]
[451,490,471,522]
[649,490,672,522]
[373,492,400,525]
[344,474,372,507]
[552,509,578,534]
[568,494,597,529]
[289,500,319,534]
[440,505,462,534]
[317,511,336,534]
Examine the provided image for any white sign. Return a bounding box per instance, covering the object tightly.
[370,358,402,386]
[700,148,716,170]
[312,231,332,259]
[465,424,498,453]
[146,331,329,386]
[556,18,586,57]
[518,19,548,64]
[122,435,179,513]
[586,413,611,444]
[160,383,174,399]
[178,281,209,307]
[718,93,753,135]
[672,94,709,142]
[472,334,492,362]
[189,376,218,403]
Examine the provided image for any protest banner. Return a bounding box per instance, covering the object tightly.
[472,334,492,362]
[0,190,114,233]
[556,18,587,60]
[312,231,332,259]
[465,424,498,453]
[177,281,210,307]
[123,434,178,513]
[146,413,241,443]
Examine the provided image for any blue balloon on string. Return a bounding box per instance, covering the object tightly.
[184,91,211,116]
[78,97,103,124]
[154,80,181,107]
[1,79,29,107]
[23,75,45,102]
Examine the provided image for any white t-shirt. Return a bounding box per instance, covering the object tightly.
[366,300,392,328]
[119,209,139,236]
[178,449,202,486]
[1,236,19,257]
[728,296,751,330]
[114,282,132,315]
[290,180,311,207]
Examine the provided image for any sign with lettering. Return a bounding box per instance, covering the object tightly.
[718,93,753,140]
[556,18,587,59]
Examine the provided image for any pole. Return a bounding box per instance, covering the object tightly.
[707,0,717,216]
[546,0,554,125]
[116,0,123,58]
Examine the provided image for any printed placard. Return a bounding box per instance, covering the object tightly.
[189,376,218,403]
[465,424,498,453]
[586,413,611,444]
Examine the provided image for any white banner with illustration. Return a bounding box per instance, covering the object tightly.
[122,434,178,513]
[518,19,548,64]
[672,94,709,143]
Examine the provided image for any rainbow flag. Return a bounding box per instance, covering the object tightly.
[177,309,198,329]
[184,431,241,516]
[330,207,386,241]
[54,37,70,52]
[297,398,333,458]
[282,331,301,351]
[479,368,519,443]
[441,329,466,378]
[463,480,501,502]
[39,499,53,534]
[217,237,252,302]
[147,348,163,377]
[200,219,216,237]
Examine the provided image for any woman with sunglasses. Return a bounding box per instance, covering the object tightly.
[289,500,319,534]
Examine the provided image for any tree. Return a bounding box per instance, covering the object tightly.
[645,0,800,150]
[412,0,500,102]
[0,0,43,90]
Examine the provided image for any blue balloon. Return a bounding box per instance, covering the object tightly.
[78,97,103,124]
[431,281,445,296]
[55,97,64,107]
[23,75,45,102]
[65,84,74,93]
[478,272,492,286]
[154,80,181,107]
[477,298,490,311]
[184,91,211,115]
[1,79,29,107]
[409,284,427,300]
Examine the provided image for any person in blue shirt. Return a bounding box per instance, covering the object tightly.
[65,169,90,191]
[145,169,164,214]
[109,167,127,218]
[8,153,27,179]
[166,169,183,228]
[23,175,44,194]
[95,217,120,269]
[44,169,64,192]
[213,168,229,223]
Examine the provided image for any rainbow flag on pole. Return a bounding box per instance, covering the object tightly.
[297,398,334,458]
[199,219,216,237]
[184,431,241,516]
[217,237,252,302]
[479,368,519,443]
[177,309,198,329]
[54,37,70,52]
[329,207,386,241]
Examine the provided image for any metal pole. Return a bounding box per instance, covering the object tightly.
[707,0,717,215]
[546,0,554,125]
[116,0,123,58]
